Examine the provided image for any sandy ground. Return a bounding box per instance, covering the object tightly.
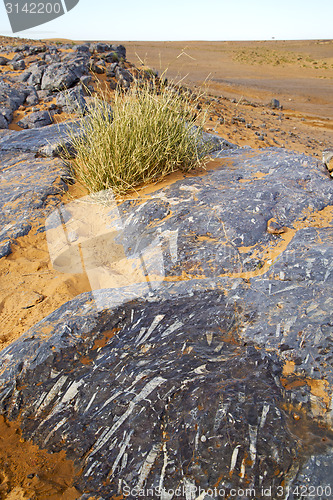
[0,417,80,500]
[0,36,333,498]
[120,40,333,118]
[119,40,333,155]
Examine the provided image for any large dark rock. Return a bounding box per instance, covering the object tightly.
[0,82,28,124]
[56,86,87,114]
[25,88,39,106]
[0,119,85,156]
[60,52,90,79]
[17,110,53,129]
[0,147,332,496]
[74,44,91,54]
[2,283,329,499]
[0,56,9,65]
[0,151,68,256]
[27,63,46,89]
[115,66,133,88]
[0,113,8,129]
[9,59,26,71]
[41,63,79,91]
[92,43,126,60]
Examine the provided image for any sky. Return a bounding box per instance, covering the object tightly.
[0,0,332,41]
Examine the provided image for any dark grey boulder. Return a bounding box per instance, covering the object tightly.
[111,44,126,60]
[25,88,39,106]
[92,42,111,53]
[0,146,332,495]
[1,282,325,498]
[74,44,91,53]
[0,82,27,111]
[106,62,118,77]
[16,71,32,83]
[0,82,28,126]
[24,45,46,56]
[91,43,125,60]
[9,59,26,71]
[27,63,46,89]
[0,150,68,256]
[0,106,13,124]
[44,51,61,64]
[270,98,281,109]
[11,53,24,62]
[56,87,87,114]
[36,89,53,100]
[41,63,79,91]
[61,53,90,79]
[89,60,105,74]
[115,66,133,88]
[17,110,53,129]
[0,56,9,65]
[0,119,85,157]
[0,113,8,129]
[99,51,120,63]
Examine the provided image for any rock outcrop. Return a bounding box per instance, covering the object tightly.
[0,41,129,131]
[0,119,90,257]
[0,143,332,497]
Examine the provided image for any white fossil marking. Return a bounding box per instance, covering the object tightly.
[194,364,209,374]
[136,315,165,345]
[183,477,196,500]
[84,393,97,414]
[260,404,270,428]
[44,416,67,445]
[159,441,169,493]
[35,375,68,416]
[161,320,183,338]
[206,332,213,345]
[249,424,258,465]
[240,457,246,479]
[136,443,162,489]
[60,379,84,405]
[109,430,134,479]
[270,285,299,295]
[213,403,229,433]
[230,445,241,475]
[89,377,166,458]
[275,323,281,338]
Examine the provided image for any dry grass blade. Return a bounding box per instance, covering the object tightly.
[62,76,211,195]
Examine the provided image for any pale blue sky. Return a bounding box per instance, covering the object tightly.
[0,0,332,41]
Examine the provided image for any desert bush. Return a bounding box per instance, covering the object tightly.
[63,76,210,195]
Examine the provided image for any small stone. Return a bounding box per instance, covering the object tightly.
[17,110,53,129]
[10,59,26,71]
[0,114,8,129]
[270,98,281,109]
[21,291,45,309]
[322,149,333,172]
[267,220,287,235]
[89,61,105,74]
[0,56,9,65]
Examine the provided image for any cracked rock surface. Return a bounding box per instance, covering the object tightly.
[0,147,332,497]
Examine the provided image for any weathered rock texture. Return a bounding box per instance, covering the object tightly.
[0,41,130,131]
[0,122,81,257]
[0,147,332,497]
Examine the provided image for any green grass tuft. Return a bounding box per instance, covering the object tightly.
[64,77,210,195]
